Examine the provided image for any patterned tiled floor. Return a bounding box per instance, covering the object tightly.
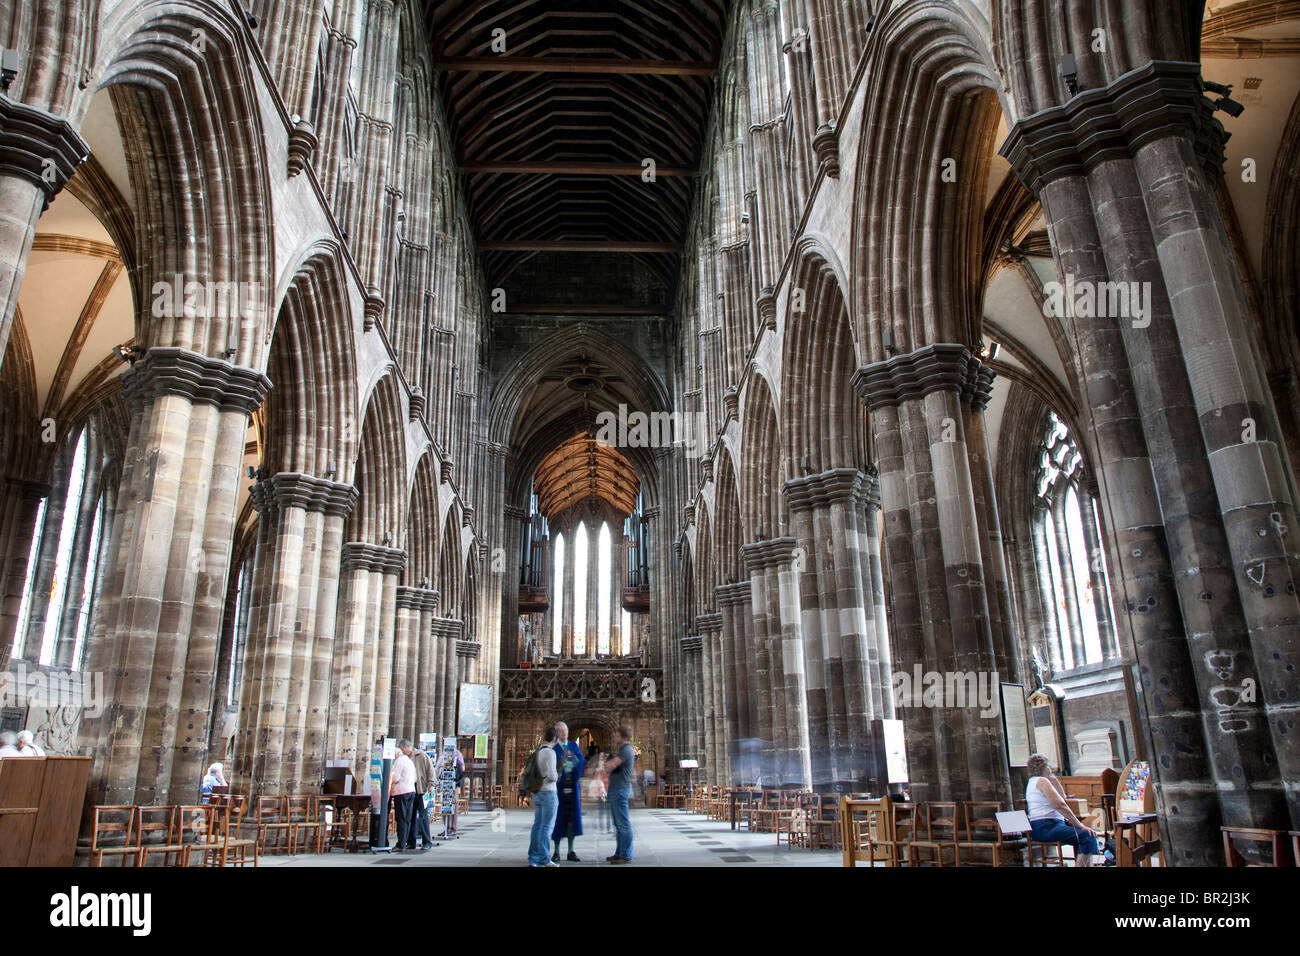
[262,807,840,867]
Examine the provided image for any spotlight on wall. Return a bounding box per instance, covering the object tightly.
[979,341,1000,361]
[325,459,337,481]
[113,343,146,365]
[1059,54,1078,95]
[0,49,19,93]
[243,9,258,29]
[1203,80,1233,97]
[865,14,876,32]
[882,330,896,356]
[383,531,392,546]
[246,465,256,480]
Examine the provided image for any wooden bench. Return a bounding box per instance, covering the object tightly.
[1222,827,1294,867]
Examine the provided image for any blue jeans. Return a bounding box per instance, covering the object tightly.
[1030,818,1099,855]
[529,790,558,865]
[610,788,632,860]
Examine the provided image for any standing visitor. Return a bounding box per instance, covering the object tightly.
[551,721,585,861]
[528,726,559,867]
[412,744,435,850]
[391,739,419,851]
[603,726,635,864]
[584,754,610,833]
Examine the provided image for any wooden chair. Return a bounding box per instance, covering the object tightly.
[887,801,915,866]
[188,799,258,867]
[173,805,216,866]
[89,805,139,867]
[805,794,841,851]
[1114,813,1160,867]
[256,795,291,854]
[1013,801,1070,866]
[1222,827,1293,867]
[957,802,1025,867]
[136,805,187,867]
[840,795,896,866]
[314,795,347,853]
[910,802,959,866]
[286,795,323,854]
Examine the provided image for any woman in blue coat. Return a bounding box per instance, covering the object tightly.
[551,721,585,861]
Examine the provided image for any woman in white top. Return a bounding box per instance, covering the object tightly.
[1025,753,1102,866]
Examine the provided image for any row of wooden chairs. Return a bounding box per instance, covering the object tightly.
[657,783,688,808]
[841,797,1090,867]
[90,801,257,867]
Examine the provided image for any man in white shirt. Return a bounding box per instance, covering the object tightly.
[391,739,418,851]
[15,731,44,756]
[528,726,559,866]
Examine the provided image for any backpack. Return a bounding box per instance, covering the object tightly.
[519,749,543,794]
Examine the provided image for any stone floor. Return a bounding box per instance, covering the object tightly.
[261,806,842,867]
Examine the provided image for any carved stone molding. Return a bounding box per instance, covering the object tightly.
[0,95,88,209]
[456,639,480,659]
[286,122,318,178]
[395,586,439,612]
[783,466,881,512]
[694,612,723,634]
[121,346,272,417]
[1000,60,1226,194]
[851,343,994,412]
[741,536,798,572]
[715,580,752,607]
[812,123,840,179]
[340,541,407,575]
[250,472,359,517]
[679,634,703,654]
[430,617,464,640]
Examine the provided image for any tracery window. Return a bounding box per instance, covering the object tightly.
[11,426,107,669]
[1033,413,1117,671]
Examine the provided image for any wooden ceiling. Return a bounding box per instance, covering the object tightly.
[426,0,728,297]
[534,432,640,519]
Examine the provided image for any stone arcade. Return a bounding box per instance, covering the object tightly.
[0,0,1297,868]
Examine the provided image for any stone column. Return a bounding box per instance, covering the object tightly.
[716,582,750,784]
[0,95,88,359]
[561,533,575,658]
[742,538,810,787]
[80,348,269,807]
[1002,63,1294,856]
[432,617,463,737]
[853,345,1012,808]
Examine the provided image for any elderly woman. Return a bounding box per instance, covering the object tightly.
[201,762,227,803]
[1026,753,1102,866]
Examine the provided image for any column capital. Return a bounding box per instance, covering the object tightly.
[121,346,272,416]
[680,634,703,654]
[340,541,407,574]
[851,343,993,412]
[251,472,359,516]
[741,536,798,572]
[715,581,751,607]
[1000,60,1225,194]
[456,639,480,659]
[395,585,439,612]
[430,617,464,640]
[694,612,723,634]
[783,466,881,511]
[641,506,660,521]
[0,95,89,210]
[503,504,529,521]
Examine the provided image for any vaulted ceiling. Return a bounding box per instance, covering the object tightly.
[426,0,728,309]
[534,432,640,519]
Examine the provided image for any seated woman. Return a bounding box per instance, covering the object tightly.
[201,762,227,804]
[1025,754,1102,867]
